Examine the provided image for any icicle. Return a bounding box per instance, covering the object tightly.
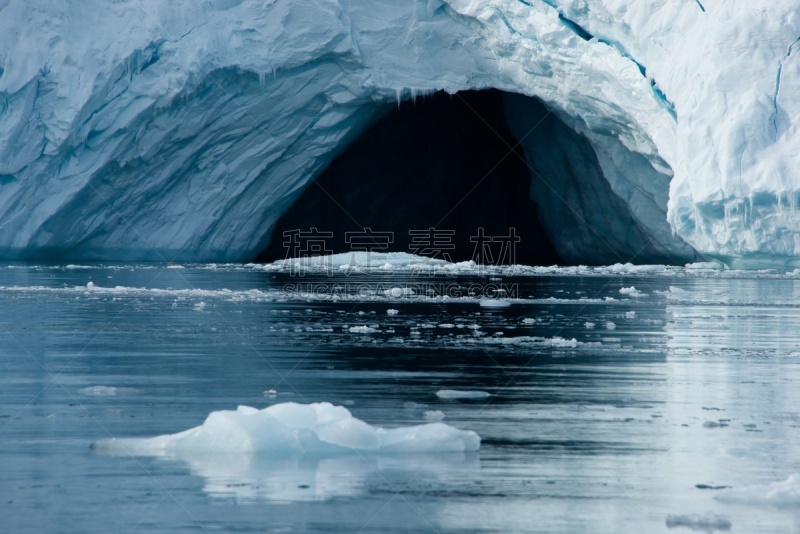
[259,72,266,89]
[396,87,403,108]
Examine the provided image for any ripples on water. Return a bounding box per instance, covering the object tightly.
[3,258,800,532]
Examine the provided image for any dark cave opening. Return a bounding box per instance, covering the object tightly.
[256,89,562,266]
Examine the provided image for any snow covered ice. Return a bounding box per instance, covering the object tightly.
[1,1,800,265]
[92,402,481,455]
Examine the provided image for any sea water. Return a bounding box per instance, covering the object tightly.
[3,259,800,532]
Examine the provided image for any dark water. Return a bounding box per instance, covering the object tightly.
[3,263,800,532]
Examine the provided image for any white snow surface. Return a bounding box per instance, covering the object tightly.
[92,402,480,455]
[1,1,800,264]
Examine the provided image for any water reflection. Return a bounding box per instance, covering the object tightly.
[135,452,479,503]
[7,265,800,532]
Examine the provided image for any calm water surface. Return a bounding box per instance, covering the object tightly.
[2,263,800,532]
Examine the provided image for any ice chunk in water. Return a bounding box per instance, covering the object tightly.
[619,286,644,297]
[349,325,378,334]
[92,402,480,455]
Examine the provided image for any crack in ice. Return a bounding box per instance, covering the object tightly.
[771,36,800,139]
[536,2,676,120]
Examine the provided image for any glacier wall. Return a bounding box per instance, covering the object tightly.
[0,0,798,264]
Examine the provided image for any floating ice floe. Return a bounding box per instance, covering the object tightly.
[685,262,725,271]
[92,402,480,455]
[349,325,379,334]
[619,286,645,297]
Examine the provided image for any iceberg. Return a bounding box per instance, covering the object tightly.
[91,402,481,455]
[1,1,799,266]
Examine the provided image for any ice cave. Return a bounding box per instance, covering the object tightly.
[1,0,799,266]
[259,89,695,266]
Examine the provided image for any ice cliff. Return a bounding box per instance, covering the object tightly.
[1,1,799,266]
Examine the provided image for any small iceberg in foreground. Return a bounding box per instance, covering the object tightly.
[92,402,480,455]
